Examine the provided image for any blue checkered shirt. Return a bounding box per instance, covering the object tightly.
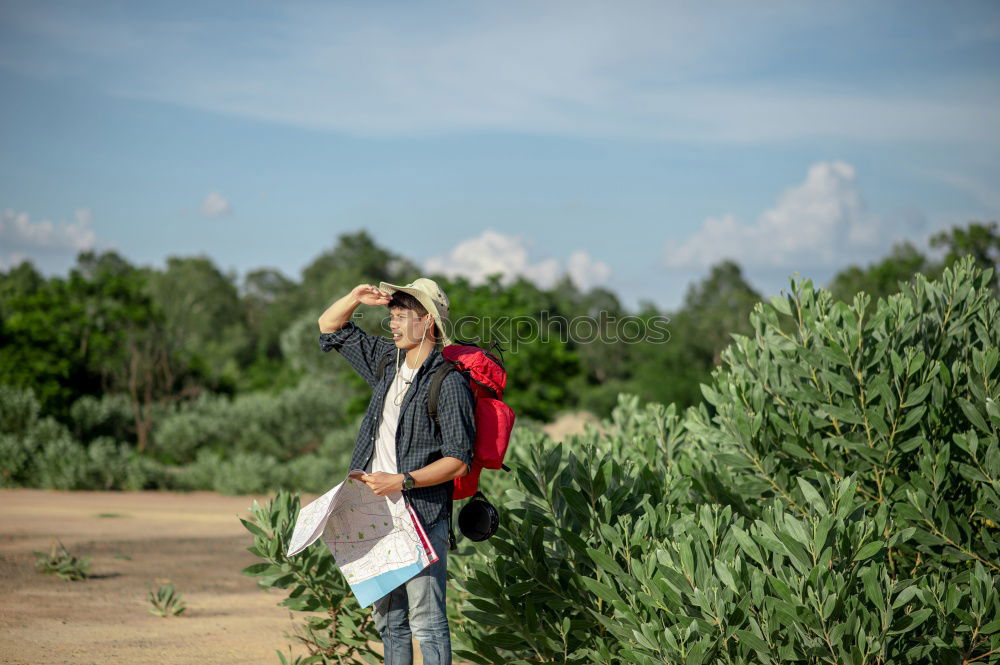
[319,321,475,528]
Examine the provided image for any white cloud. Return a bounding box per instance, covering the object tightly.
[664,161,887,270]
[200,191,232,217]
[0,208,96,266]
[424,229,610,291]
[566,250,612,291]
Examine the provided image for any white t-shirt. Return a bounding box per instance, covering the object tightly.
[366,358,420,475]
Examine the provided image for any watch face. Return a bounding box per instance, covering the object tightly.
[403,474,414,489]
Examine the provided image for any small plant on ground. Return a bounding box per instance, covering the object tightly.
[147,583,186,617]
[33,540,91,581]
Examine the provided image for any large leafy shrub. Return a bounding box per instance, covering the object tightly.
[177,422,358,495]
[242,490,381,665]
[154,376,352,464]
[690,255,999,575]
[0,385,167,489]
[69,393,134,443]
[448,257,999,664]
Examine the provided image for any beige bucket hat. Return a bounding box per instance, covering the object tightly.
[379,277,453,346]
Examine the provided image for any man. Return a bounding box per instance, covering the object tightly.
[317,278,475,665]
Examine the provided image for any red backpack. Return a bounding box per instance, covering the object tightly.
[377,341,516,499]
[435,342,516,499]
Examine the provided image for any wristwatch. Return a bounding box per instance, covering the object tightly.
[401,472,416,491]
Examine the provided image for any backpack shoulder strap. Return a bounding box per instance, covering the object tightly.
[427,360,456,426]
[375,353,393,382]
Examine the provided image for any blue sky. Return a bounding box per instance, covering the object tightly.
[1,1,998,310]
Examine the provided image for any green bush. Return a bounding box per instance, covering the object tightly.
[0,384,41,435]
[69,393,134,442]
[0,433,28,486]
[688,256,1000,577]
[447,257,999,664]
[24,431,154,491]
[242,490,380,664]
[278,453,344,495]
[26,425,90,490]
[153,377,352,464]
[83,437,137,490]
[0,387,159,490]
[175,422,356,495]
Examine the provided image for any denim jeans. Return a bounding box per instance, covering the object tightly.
[372,517,451,665]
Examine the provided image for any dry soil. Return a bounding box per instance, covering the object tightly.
[0,489,320,665]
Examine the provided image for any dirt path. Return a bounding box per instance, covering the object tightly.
[0,489,321,665]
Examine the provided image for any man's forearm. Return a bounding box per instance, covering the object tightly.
[318,292,361,333]
[360,458,469,496]
[409,456,469,488]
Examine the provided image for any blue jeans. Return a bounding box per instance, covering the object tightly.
[372,518,451,665]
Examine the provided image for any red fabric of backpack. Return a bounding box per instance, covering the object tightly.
[430,342,516,500]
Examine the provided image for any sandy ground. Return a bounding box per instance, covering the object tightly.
[541,410,604,442]
[0,489,326,665]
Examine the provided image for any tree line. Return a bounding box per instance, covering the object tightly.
[0,221,996,492]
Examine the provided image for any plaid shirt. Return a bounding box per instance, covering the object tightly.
[319,321,476,527]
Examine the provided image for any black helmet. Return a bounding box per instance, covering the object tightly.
[458,492,499,542]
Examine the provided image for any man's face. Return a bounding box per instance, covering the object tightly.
[389,307,432,349]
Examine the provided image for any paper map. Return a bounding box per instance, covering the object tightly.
[286,472,438,607]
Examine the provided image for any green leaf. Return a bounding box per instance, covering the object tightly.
[797,478,828,515]
[958,398,991,434]
[242,562,281,577]
[735,629,769,654]
[240,517,267,538]
[580,577,623,605]
[853,541,885,562]
[822,404,863,425]
[889,608,932,635]
[861,566,885,612]
[903,382,933,408]
[770,295,792,316]
[714,559,738,593]
[480,631,527,648]
[463,611,512,627]
[731,525,765,566]
[899,405,927,431]
[892,585,920,610]
[587,548,628,578]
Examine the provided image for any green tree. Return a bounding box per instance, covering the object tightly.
[0,260,44,320]
[238,268,305,392]
[146,255,250,388]
[0,251,160,421]
[300,230,419,313]
[681,259,761,366]
[829,242,936,307]
[442,273,583,421]
[930,220,1000,292]
[624,261,761,413]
